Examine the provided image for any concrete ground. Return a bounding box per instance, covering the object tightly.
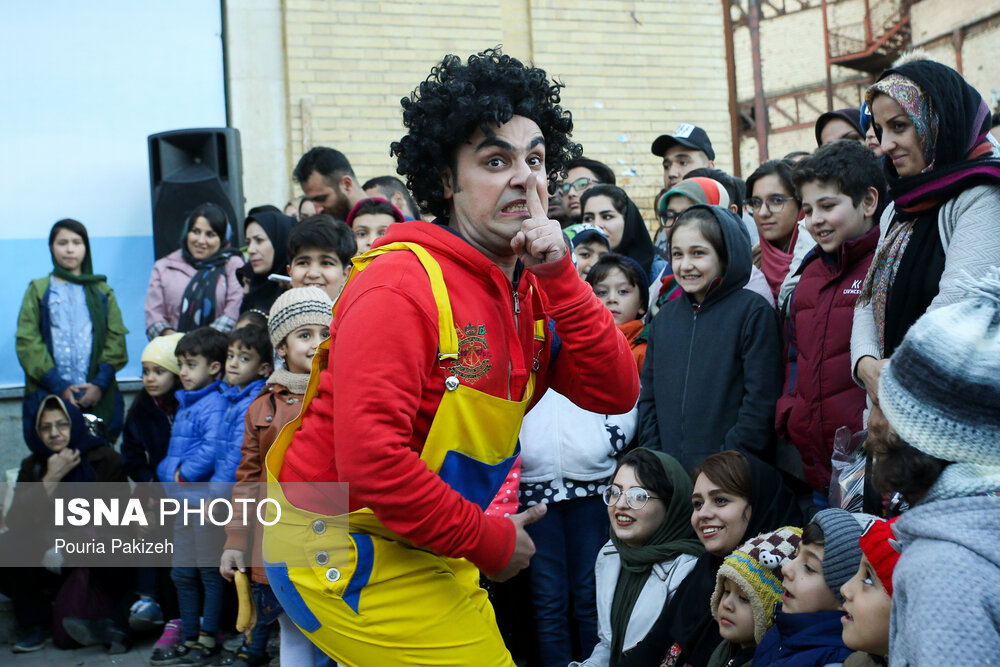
[4,633,157,666]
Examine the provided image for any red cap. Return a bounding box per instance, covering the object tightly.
[858,517,902,596]
[345,197,406,228]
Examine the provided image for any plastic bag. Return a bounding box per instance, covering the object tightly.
[829,426,867,512]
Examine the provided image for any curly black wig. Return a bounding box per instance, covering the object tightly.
[391,48,581,219]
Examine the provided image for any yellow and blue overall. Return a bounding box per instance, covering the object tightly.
[263,242,545,666]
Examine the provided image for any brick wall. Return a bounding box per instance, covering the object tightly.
[275,0,731,224]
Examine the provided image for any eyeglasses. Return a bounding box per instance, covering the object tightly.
[657,209,682,227]
[40,421,71,434]
[602,484,661,510]
[560,177,596,195]
[745,195,797,215]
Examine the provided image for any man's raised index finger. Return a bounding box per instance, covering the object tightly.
[525,173,547,219]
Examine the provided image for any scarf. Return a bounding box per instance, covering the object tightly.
[177,243,240,333]
[608,450,705,666]
[241,211,295,315]
[614,195,660,279]
[267,368,310,396]
[26,395,104,483]
[758,222,798,301]
[51,243,115,425]
[860,61,1000,355]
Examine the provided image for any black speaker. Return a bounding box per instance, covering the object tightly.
[148,128,245,260]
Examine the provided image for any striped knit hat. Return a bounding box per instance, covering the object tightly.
[880,269,1000,468]
[810,509,877,602]
[711,526,802,643]
[267,286,333,348]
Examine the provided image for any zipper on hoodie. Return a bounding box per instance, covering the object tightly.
[679,305,699,440]
[508,288,521,400]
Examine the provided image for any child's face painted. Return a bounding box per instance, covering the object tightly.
[582,194,625,248]
[606,464,666,548]
[352,213,396,256]
[800,181,876,254]
[840,555,891,656]
[781,542,841,614]
[142,361,177,398]
[691,473,752,557]
[176,353,221,392]
[225,342,271,389]
[574,240,609,280]
[591,267,645,325]
[718,578,757,648]
[671,224,723,304]
[51,228,87,275]
[277,324,330,375]
[288,249,351,300]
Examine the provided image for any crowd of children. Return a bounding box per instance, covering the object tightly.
[6,53,1000,667]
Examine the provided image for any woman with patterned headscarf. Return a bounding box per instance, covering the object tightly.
[851,60,1000,437]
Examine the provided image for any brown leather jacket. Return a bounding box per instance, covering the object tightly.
[223,383,304,584]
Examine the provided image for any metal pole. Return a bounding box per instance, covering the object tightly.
[723,0,742,176]
[748,0,769,162]
[822,0,834,111]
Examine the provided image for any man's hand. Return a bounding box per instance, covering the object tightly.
[487,502,547,582]
[72,383,103,410]
[220,549,246,581]
[511,174,567,268]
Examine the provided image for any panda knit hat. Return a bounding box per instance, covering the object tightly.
[879,268,1000,467]
[267,286,334,348]
[711,526,802,644]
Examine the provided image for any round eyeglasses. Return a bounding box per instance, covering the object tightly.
[745,195,797,215]
[602,484,661,510]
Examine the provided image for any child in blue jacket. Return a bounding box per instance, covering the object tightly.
[210,324,271,483]
[753,508,872,667]
[153,327,229,665]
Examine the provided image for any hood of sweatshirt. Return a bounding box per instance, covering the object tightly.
[677,205,752,310]
[893,494,1000,570]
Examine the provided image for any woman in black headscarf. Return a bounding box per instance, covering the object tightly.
[581,184,666,282]
[652,451,802,667]
[144,203,245,339]
[240,210,295,316]
[852,60,1000,437]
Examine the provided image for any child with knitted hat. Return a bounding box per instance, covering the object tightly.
[121,332,184,639]
[839,517,899,666]
[753,508,873,666]
[219,286,333,667]
[874,268,1000,665]
[707,526,802,667]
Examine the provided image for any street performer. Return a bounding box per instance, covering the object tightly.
[264,48,640,666]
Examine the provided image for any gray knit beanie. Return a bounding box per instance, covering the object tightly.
[267,286,333,348]
[810,508,876,601]
[879,268,1000,467]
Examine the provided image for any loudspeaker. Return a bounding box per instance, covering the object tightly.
[148,128,245,260]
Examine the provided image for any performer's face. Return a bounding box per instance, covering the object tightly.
[442,115,547,265]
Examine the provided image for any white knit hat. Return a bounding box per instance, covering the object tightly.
[141,332,184,376]
[879,268,1000,467]
[267,286,334,347]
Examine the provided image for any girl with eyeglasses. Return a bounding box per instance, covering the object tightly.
[745,161,804,308]
[569,448,703,667]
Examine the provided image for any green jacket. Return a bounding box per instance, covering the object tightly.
[16,275,128,435]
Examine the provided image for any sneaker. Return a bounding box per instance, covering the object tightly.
[130,595,165,631]
[12,626,49,653]
[108,627,131,654]
[150,620,184,666]
[213,648,270,666]
[177,640,222,667]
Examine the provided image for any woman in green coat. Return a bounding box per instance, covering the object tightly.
[16,219,128,441]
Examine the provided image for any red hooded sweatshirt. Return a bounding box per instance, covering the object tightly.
[280,220,639,575]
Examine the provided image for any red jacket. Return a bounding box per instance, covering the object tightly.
[280,220,639,575]
[776,225,879,492]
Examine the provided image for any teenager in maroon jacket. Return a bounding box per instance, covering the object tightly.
[777,140,886,495]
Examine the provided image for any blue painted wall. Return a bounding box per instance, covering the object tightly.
[1,2,228,387]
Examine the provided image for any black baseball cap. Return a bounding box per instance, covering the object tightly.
[651,123,715,161]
